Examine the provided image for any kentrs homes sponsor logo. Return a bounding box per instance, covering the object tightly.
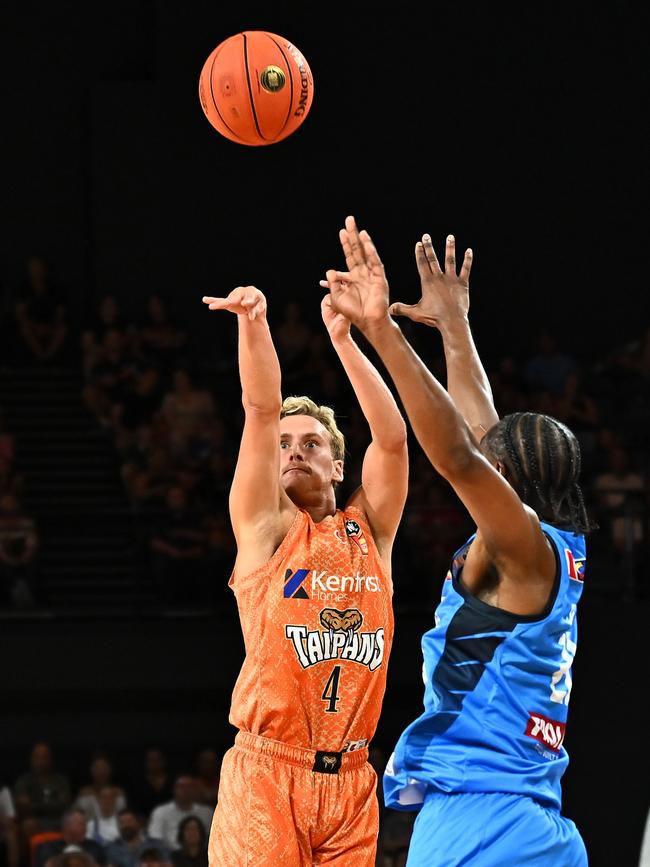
[525,711,566,752]
[283,568,381,602]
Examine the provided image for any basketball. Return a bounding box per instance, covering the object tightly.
[198,31,314,146]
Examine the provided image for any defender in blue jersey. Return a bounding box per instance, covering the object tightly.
[321,219,594,866]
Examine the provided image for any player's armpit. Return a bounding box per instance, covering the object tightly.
[443,452,556,600]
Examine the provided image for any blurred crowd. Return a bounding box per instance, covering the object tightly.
[0,741,414,867]
[0,254,648,610]
[0,256,648,866]
[0,412,38,610]
[0,741,216,867]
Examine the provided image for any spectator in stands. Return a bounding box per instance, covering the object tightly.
[171,418,223,484]
[128,750,173,821]
[0,273,12,369]
[376,811,415,867]
[200,513,236,603]
[137,295,188,377]
[0,781,18,867]
[410,481,471,599]
[0,457,23,502]
[0,415,14,467]
[13,256,69,365]
[170,817,207,867]
[13,742,70,838]
[120,433,177,512]
[274,300,313,386]
[198,451,230,507]
[45,848,98,867]
[149,487,207,606]
[74,754,127,824]
[33,809,105,867]
[118,367,165,433]
[82,329,138,427]
[487,355,526,417]
[295,331,334,396]
[0,492,39,609]
[88,295,131,346]
[137,846,171,867]
[81,296,133,378]
[191,752,220,810]
[0,416,23,502]
[551,368,601,469]
[146,777,212,852]
[159,369,215,460]
[593,445,646,554]
[318,362,343,406]
[84,788,121,845]
[105,810,170,867]
[523,328,576,396]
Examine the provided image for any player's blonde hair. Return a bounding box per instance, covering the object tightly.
[280,396,345,462]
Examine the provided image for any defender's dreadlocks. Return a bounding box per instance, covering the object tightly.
[481,412,595,534]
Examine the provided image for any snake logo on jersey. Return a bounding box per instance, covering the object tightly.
[286,607,385,671]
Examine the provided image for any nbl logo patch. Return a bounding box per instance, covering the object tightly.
[345,519,368,555]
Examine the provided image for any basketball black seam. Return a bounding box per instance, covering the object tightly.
[208,40,246,144]
[243,33,265,142]
[268,35,295,135]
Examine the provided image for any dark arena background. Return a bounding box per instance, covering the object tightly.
[1,3,648,867]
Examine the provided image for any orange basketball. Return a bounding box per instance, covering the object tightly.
[198,31,314,146]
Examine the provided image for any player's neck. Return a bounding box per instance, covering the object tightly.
[294,491,337,524]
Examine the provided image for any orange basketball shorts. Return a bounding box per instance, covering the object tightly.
[208,731,379,866]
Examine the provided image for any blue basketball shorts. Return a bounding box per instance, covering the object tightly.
[404,791,588,866]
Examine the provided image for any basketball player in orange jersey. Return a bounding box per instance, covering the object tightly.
[201,264,408,865]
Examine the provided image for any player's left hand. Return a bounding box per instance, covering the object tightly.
[319,215,391,332]
[320,294,351,341]
[202,286,267,320]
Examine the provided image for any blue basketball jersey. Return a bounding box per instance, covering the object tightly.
[384,522,586,812]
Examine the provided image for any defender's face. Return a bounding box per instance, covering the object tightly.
[279,415,343,496]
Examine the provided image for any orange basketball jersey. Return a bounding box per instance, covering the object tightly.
[228,506,393,752]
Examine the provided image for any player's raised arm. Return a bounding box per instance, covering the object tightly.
[319,281,408,564]
[389,234,499,442]
[325,220,555,613]
[202,288,293,551]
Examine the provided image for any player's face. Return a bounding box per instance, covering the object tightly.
[279,415,343,498]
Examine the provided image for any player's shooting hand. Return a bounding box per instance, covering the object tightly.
[320,294,351,342]
[202,286,267,321]
[389,234,473,330]
[319,215,391,333]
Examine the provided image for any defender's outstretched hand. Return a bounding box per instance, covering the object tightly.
[202,286,267,321]
[321,294,351,342]
[389,234,473,329]
[319,215,391,332]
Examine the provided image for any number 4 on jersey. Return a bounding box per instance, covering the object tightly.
[322,665,342,713]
